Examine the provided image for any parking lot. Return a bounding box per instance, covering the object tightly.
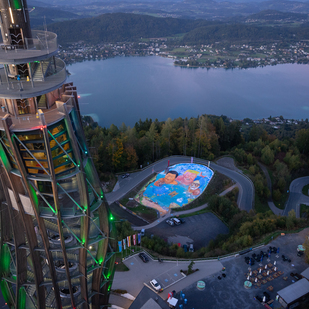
[147,212,229,249]
[175,228,309,309]
[113,252,223,300]
[113,253,187,297]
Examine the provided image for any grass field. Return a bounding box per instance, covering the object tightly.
[302,184,309,196]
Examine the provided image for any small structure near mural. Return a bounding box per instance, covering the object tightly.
[135,163,213,215]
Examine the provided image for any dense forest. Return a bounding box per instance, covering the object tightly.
[83,114,309,178]
[44,12,309,45]
[46,13,215,45]
[99,114,309,259]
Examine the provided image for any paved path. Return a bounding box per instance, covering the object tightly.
[283,176,309,218]
[257,162,283,215]
[216,157,242,173]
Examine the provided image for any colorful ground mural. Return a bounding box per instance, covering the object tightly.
[135,163,214,215]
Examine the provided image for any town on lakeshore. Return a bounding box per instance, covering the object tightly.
[60,39,309,69]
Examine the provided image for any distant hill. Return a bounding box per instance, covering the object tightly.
[244,9,309,21]
[43,12,309,46]
[29,6,82,27]
[45,13,215,45]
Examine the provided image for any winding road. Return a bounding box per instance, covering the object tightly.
[105,156,254,215]
[283,176,309,218]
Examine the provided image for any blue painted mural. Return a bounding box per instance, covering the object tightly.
[135,163,213,215]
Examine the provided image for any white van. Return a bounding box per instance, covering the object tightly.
[171,218,181,225]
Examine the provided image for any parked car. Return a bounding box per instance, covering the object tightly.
[171,218,181,225]
[138,253,149,263]
[189,244,194,252]
[179,218,185,224]
[121,174,126,179]
[150,279,161,291]
[125,173,130,177]
[183,244,188,252]
[166,219,174,226]
[141,229,145,236]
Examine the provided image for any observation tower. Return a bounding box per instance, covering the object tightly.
[0,1,115,308]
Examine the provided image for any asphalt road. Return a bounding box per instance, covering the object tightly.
[105,156,254,212]
[283,176,309,218]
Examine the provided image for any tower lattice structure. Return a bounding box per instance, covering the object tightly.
[0,1,115,308]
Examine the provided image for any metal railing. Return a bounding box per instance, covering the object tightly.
[0,58,66,95]
[0,30,57,55]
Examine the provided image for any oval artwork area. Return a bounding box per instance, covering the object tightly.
[135,163,214,215]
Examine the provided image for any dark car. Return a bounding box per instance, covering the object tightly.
[139,253,149,263]
[183,244,188,252]
[166,219,174,226]
[179,218,185,224]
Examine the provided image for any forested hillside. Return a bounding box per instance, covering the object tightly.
[45,12,309,45]
[46,13,215,45]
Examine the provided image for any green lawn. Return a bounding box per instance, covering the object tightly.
[172,47,187,53]
[300,204,309,218]
[274,191,288,210]
[302,184,309,196]
[178,207,211,218]
[126,204,158,222]
[255,194,270,213]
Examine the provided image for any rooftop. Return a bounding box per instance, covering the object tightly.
[129,286,170,309]
[277,278,309,304]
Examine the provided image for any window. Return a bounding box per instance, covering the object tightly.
[17,99,30,115]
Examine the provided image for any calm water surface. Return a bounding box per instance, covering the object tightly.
[67,56,309,127]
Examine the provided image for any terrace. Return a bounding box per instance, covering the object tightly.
[0,58,67,99]
[0,30,58,65]
[0,95,73,132]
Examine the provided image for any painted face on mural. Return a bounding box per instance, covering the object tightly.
[164,172,177,184]
[154,171,178,186]
[189,180,200,190]
[177,170,198,186]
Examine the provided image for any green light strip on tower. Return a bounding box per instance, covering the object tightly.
[18,287,26,309]
[28,181,56,214]
[12,0,22,10]
[0,280,14,307]
[0,244,10,275]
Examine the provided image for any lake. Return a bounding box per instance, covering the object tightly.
[67,56,309,127]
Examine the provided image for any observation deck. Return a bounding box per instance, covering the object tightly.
[0,30,59,64]
[0,96,73,132]
[0,58,67,99]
